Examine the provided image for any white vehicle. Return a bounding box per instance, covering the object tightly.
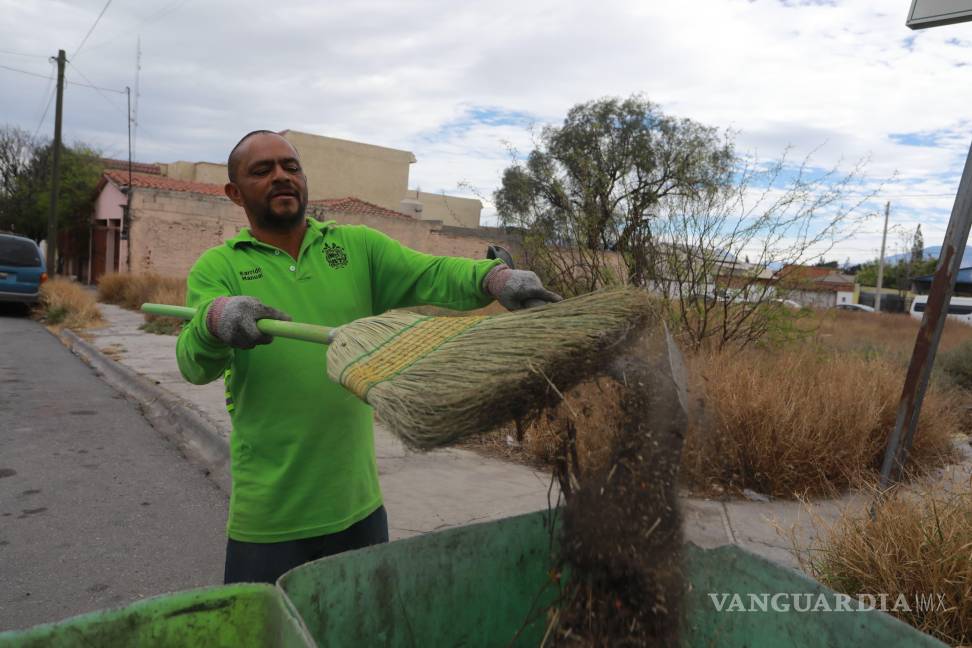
[835,303,875,313]
[909,295,972,326]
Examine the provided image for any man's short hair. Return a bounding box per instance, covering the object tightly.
[227,130,282,183]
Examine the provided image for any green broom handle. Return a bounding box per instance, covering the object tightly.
[140,303,335,345]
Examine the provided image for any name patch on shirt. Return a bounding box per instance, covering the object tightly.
[239,267,263,281]
[323,243,348,269]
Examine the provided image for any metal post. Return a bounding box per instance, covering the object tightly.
[875,201,890,312]
[45,49,66,276]
[877,138,972,490]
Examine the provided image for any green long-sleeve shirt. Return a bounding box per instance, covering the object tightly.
[176,218,500,542]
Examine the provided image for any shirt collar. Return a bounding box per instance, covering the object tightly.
[227,217,337,250]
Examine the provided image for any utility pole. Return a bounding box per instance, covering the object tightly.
[132,36,140,161]
[874,201,890,312]
[123,86,132,251]
[45,49,66,276]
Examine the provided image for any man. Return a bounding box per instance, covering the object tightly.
[176,130,560,584]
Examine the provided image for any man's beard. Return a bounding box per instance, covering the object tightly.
[250,197,307,233]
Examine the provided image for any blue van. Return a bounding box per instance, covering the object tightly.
[0,233,47,305]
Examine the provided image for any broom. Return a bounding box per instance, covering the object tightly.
[142,288,656,450]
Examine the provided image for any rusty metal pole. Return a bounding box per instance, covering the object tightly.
[877,138,972,490]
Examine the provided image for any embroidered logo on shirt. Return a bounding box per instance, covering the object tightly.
[323,243,348,269]
[239,267,263,281]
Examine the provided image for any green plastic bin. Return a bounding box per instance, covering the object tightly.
[682,543,948,647]
[279,510,559,646]
[278,509,948,648]
[0,584,315,648]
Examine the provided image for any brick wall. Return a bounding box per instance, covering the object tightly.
[127,188,522,280]
[127,191,248,276]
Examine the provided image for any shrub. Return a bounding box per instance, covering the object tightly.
[140,318,183,335]
[141,280,187,335]
[96,272,185,311]
[38,278,102,329]
[805,482,972,645]
[939,340,972,391]
[95,272,129,305]
[680,346,959,497]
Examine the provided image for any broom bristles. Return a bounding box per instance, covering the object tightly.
[325,288,658,450]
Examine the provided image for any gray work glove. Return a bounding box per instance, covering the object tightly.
[483,264,562,310]
[205,296,291,349]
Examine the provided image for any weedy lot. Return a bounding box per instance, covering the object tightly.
[472,307,972,499]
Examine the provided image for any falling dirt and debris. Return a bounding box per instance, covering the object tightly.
[517,324,689,647]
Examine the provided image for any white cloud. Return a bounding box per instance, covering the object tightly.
[3,0,972,261]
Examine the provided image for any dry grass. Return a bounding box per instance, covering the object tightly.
[680,346,960,497]
[141,282,187,335]
[97,272,185,312]
[502,309,966,497]
[521,377,627,474]
[940,341,972,392]
[461,377,628,474]
[96,272,186,335]
[810,309,972,360]
[803,480,972,646]
[37,278,103,329]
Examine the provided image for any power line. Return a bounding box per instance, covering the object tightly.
[67,61,126,114]
[31,60,57,140]
[880,193,957,198]
[0,48,48,59]
[0,61,125,94]
[33,88,55,140]
[0,63,51,80]
[72,0,114,59]
[81,0,191,54]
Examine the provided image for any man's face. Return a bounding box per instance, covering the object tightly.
[225,134,309,232]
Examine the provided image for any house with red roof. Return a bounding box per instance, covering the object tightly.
[773,264,856,308]
[70,148,514,283]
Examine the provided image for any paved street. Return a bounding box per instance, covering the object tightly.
[0,308,227,632]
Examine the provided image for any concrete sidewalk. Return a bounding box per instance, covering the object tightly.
[65,302,972,571]
[67,303,555,543]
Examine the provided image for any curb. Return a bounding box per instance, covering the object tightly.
[57,327,232,495]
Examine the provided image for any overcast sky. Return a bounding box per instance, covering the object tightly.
[2,0,972,263]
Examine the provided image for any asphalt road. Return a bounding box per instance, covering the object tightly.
[0,305,228,632]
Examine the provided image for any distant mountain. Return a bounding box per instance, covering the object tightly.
[882,246,972,269]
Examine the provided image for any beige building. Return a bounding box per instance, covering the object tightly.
[151,130,482,229]
[75,167,518,295]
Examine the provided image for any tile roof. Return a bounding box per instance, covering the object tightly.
[104,170,226,197]
[310,197,411,220]
[774,264,854,292]
[775,264,834,281]
[101,158,163,175]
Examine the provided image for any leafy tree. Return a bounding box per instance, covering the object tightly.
[495,95,734,294]
[0,126,102,242]
[494,97,876,351]
[911,224,924,265]
[855,257,937,288]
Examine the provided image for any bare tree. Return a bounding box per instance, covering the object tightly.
[649,152,877,351]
